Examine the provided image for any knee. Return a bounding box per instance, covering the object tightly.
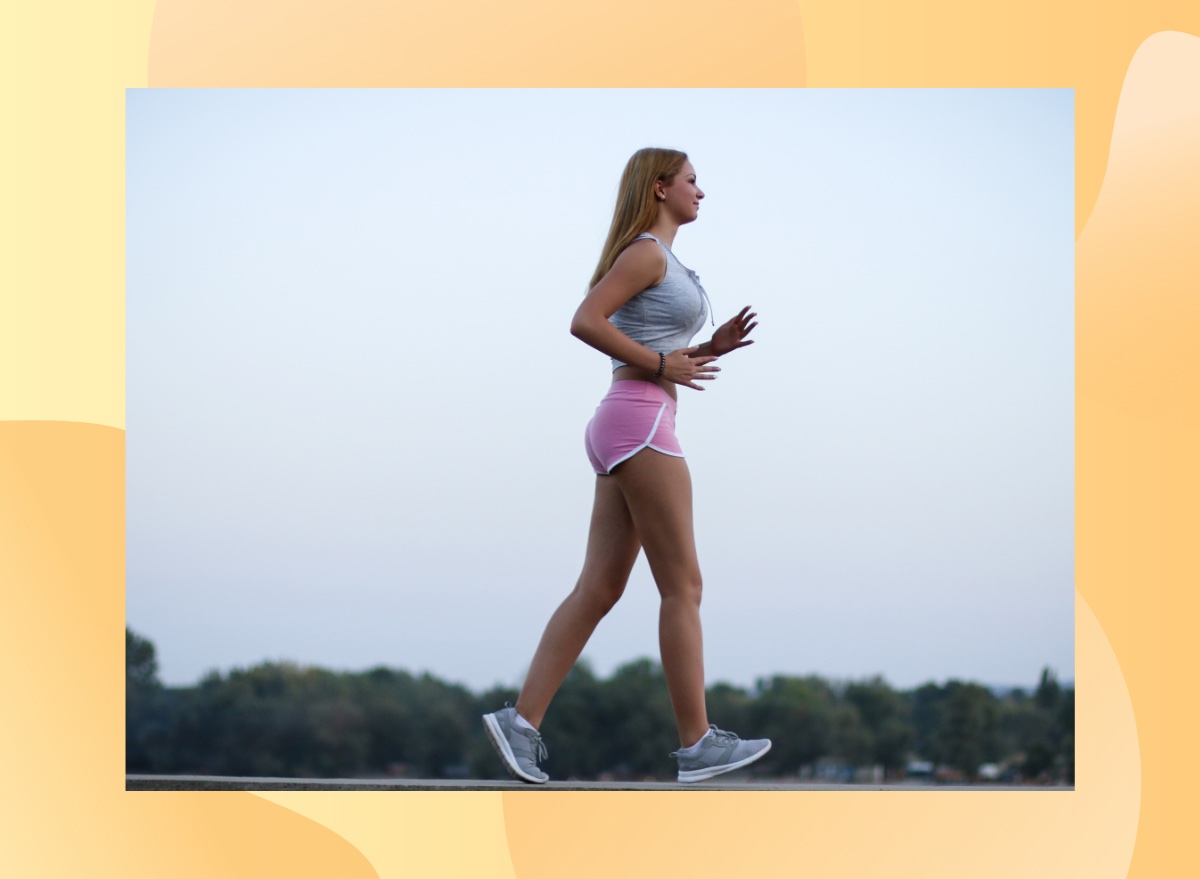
[575,576,626,618]
[661,573,703,607]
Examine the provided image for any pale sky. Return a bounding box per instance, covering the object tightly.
[126,88,1074,693]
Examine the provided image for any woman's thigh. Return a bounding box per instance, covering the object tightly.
[611,449,701,599]
[577,474,642,603]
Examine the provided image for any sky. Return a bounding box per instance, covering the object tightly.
[126,89,1074,695]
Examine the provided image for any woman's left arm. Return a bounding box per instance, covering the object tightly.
[692,306,758,358]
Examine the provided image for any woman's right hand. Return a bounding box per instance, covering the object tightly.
[663,346,720,390]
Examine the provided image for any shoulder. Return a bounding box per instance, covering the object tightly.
[583,237,667,313]
[611,237,667,286]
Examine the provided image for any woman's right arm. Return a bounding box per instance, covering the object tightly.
[570,241,719,390]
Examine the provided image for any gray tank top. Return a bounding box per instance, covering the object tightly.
[608,233,714,371]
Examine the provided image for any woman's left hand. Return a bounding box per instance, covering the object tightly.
[709,306,758,356]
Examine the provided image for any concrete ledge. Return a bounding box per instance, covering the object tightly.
[126,775,1071,792]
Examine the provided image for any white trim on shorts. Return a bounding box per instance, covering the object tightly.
[600,402,685,475]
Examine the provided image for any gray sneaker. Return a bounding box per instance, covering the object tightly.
[671,725,772,783]
[482,704,549,784]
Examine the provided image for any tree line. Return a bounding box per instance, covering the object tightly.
[126,628,1073,783]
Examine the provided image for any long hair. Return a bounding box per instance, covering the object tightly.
[587,147,688,291]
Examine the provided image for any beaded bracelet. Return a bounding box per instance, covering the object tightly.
[654,352,666,378]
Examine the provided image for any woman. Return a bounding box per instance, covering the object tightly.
[483,147,770,784]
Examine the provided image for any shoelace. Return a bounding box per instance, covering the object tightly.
[526,730,549,763]
[504,702,548,762]
[706,725,740,746]
[670,724,740,757]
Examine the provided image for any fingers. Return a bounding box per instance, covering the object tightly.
[686,359,720,375]
[685,365,719,390]
[736,311,758,344]
[725,308,758,337]
[683,370,718,386]
[664,360,711,390]
[666,344,729,390]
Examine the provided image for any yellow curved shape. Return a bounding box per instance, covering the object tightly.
[1076,29,1200,878]
[255,792,518,879]
[0,422,380,878]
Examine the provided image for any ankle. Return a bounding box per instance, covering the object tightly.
[679,726,711,751]
[513,703,541,730]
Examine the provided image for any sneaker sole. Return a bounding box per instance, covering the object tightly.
[482,713,548,784]
[677,741,772,784]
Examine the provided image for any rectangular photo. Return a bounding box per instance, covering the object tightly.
[126,89,1074,789]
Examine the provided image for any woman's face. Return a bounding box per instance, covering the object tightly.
[657,161,704,224]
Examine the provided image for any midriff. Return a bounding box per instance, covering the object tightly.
[612,364,678,401]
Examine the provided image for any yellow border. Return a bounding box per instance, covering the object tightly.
[4,1,1199,876]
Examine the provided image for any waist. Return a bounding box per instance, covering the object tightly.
[609,370,678,402]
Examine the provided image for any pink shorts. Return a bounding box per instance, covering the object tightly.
[584,380,684,475]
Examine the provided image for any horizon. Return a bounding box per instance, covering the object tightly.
[129,624,1073,697]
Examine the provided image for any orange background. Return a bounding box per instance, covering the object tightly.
[3,1,1198,876]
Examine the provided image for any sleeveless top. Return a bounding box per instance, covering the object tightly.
[608,233,714,371]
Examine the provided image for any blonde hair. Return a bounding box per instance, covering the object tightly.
[587,147,688,291]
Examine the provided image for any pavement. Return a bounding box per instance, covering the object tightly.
[126,775,1071,792]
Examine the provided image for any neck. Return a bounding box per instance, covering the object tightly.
[645,219,681,250]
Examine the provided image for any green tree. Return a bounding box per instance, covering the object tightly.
[124,636,1074,784]
[594,659,677,779]
[749,675,834,774]
[844,676,914,772]
[908,681,946,762]
[1058,687,1075,783]
[126,627,167,771]
[829,701,872,766]
[938,681,1000,778]
[705,681,752,738]
[537,659,608,779]
[1034,667,1061,712]
[126,627,159,688]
